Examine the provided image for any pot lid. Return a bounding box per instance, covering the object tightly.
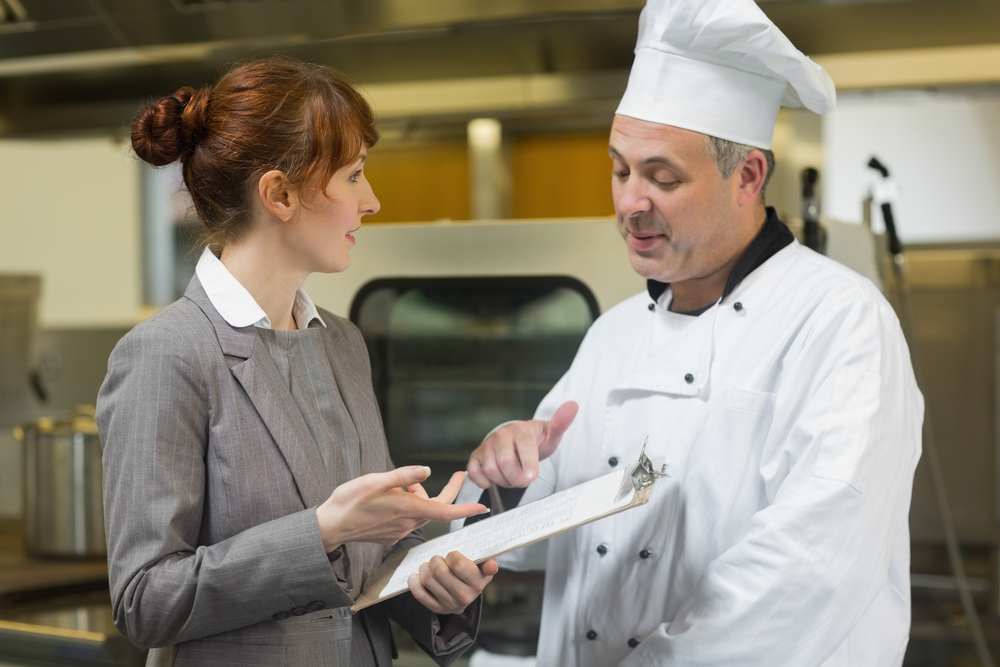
[14,405,98,439]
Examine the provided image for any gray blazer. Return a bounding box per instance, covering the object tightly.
[98,277,478,667]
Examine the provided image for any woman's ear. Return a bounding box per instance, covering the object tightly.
[258,170,298,221]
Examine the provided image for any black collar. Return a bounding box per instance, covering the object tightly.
[646,207,794,308]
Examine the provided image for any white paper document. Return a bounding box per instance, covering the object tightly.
[353,469,641,611]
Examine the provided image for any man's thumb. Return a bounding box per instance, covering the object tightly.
[539,401,579,459]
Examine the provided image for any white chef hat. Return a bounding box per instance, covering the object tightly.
[616,0,836,149]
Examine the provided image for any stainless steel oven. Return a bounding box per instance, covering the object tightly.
[350,275,599,483]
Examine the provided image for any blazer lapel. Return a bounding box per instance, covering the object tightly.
[184,277,330,509]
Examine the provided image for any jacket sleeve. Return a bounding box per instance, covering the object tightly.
[386,588,482,666]
[98,322,349,650]
[621,294,923,666]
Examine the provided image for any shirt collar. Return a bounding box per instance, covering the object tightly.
[195,248,326,330]
[646,206,794,307]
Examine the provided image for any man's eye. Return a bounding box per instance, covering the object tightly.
[651,177,678,188]
[613,170,629,179]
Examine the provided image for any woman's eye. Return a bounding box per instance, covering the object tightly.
[350,169,363,183]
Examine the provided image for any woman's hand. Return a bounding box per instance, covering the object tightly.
[317,467,487,551]
[408,553,499,615]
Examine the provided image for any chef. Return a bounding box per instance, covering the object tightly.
[460,0,924,665]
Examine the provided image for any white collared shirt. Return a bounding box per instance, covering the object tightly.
[195,248,326,330]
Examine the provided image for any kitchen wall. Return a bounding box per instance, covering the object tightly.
[824,87,1000,241]
[364,140,471,223]
[0,134,144,328]
[363,110,821,225]
[0,133,143,518]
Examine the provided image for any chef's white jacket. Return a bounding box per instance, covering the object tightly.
[496,240,923,666]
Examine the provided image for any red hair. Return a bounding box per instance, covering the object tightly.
[131,56,379,248]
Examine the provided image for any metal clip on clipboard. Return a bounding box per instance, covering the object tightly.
[615,436,669,502]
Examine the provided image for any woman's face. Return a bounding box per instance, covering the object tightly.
[287,148,380,274]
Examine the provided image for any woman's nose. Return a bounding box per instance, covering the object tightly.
[363,181,380,217]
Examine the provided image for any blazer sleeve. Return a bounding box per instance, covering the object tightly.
[387,590,482,667]
[98,321,350,650]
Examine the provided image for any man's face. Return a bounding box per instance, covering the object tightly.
[609,114,747,285]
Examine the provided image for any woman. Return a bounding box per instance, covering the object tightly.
[97,57,496,667]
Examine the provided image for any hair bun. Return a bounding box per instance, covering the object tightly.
[131,87,210,166]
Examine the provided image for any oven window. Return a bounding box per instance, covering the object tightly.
[350,277,599,482]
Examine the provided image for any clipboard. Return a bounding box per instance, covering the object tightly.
[351,440,666,613]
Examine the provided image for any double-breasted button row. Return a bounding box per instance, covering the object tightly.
[583,630,641,648]
[594,544,652,559]
[273,600,325,621]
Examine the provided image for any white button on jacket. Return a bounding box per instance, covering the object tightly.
[496,241,923,667]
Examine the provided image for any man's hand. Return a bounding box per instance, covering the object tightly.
[317,468,487,552]
[466,401,578,489]
[408,553,498,615]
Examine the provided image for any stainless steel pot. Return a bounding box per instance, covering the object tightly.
[13,406,105,558]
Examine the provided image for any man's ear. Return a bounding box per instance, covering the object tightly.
[258,170,298,222]
[735,150,768,207]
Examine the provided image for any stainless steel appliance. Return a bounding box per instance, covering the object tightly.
[351,276,599,483]
[13,406,106,558]
[0,274,41,426]
[351,275,598,658]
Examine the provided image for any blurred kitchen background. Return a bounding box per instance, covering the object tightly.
[1,0,1000,665]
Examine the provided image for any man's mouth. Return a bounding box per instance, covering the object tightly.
[626,228,666,252]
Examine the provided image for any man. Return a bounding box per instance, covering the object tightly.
[462,0,923,665]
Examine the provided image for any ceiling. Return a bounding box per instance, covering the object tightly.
[2,0,1000,137]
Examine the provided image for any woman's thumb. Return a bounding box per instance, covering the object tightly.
[382,465,431,492]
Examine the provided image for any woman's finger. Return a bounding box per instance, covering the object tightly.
[431,471,468,505]
[402,496,489,523]
[418,560,460,609]
[444,551,495,588]
[406,482,429,499]
[479,558,500,577]
[408,573,449,614]
[372,466,431,495]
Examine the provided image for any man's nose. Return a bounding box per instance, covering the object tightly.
[615,178,652,219]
